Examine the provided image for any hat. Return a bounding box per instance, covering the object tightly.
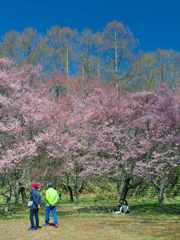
[32,182,41,189]
[47,182,53,188]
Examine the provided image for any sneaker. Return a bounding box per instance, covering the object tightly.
[53,224,58,228]
[37,226,42,229]
[48,223,54,226]
[43,223,49,227]
[28,227,37,231]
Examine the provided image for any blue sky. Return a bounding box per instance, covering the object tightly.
[0,0,179,51]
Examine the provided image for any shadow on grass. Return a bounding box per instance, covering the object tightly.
[1,202,180,220]
[59,202,180,218]
[0,204,26,220]
[131,203,180,216]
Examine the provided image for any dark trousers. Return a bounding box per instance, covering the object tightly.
[29,208,39,228]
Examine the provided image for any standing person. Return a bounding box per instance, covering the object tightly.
[28,182,42,231]
[44,183,59,228]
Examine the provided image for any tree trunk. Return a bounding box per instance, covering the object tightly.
[160,64,164,82]
[79,181,85,194]
[19,186,27,205]
[66,47,69,76]
[158,179,166,206]
[74,177,80,202]
[96,60,101,79]
[13,183,19,205]
[74,162,80,202]
[119,177,131,202]
[5,185,12,205]
[82,65,85,82]
[158,189,164,206]
[74,189,79,202]
[114,31,118,73]
[67,185,74,202]
[154,177,168,206]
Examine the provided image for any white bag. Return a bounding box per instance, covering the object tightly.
[28,200,33,208]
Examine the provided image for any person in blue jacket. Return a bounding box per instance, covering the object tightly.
[28,182,42,231]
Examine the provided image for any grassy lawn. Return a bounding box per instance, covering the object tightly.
[0,199,180,240]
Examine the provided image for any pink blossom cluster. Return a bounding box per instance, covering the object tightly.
[0,61,179,186]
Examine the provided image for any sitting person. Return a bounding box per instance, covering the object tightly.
[112,199,130,214]
[119,200,130,213]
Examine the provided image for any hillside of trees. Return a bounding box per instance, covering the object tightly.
[0,21,179,209]
[0,20,180,90]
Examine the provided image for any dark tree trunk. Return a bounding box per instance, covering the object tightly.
[2,184,12,205]
[79,181,85,194]
[65,174,74,202]
[67,186,74,202]
[19,187,27,205]
[74,162,80,202]
[119,177,131,202]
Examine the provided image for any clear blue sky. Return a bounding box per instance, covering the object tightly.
[0,0,180,51]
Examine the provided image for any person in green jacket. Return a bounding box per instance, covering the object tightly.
[44,183,59,228]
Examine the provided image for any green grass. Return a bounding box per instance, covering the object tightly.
[0,198,180,240]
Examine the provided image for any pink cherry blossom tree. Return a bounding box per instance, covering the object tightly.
[0,58,179,206]
[60,85,180,204]
[0,58,46,203]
